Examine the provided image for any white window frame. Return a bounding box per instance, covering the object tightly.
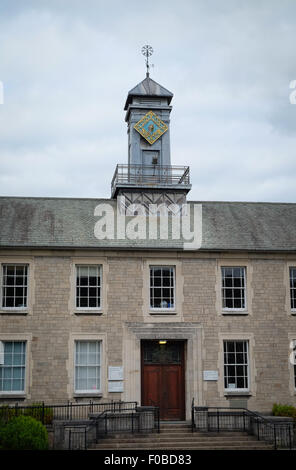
[289,267,296,313]
[75,264,102,311]
[149,265,176,312]
[221,266,247,313]
[74,340,102,395]
[223,340,250,392]
[0,338,30,396]
[0,264,29,311]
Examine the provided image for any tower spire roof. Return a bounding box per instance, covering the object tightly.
[124,46,173,110]
[124,76,173,110]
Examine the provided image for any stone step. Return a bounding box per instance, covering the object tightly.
[90,426,273,451]
[94,446,273,451]
[95,441,261,448]
[96,431,256,440]
[93,436,273,450]
[98,434,260,443]
[94,443,273,450]
[160,422,190,426]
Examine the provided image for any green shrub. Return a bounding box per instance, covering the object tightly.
[0,415,48,450]
[272,403,296,419]
[0,405,17,423]
[23,403,53,425]
[0,403,53,425]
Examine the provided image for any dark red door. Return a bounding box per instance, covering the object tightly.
[141,341,185,420]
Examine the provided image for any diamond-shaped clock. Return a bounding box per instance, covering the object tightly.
[134,111,168,145]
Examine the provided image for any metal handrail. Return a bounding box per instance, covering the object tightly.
[111,164,191,194]
[191,402,294,450]
[148,399,160,433]
[0,400,138,424]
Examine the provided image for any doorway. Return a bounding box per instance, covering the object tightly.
[141,340,185,420]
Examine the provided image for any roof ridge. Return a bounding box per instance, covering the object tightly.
[0,196,295,206]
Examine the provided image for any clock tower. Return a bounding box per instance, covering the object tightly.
[111,46,191,212]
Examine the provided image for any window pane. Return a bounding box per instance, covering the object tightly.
[75,341,101,392]
[223,341,249,390]
[0,341,26,392]
[222,267,246,310]
[2,265,28,308]
[76,266,101,308]
[290,268,296,310]
[150,266,175,310]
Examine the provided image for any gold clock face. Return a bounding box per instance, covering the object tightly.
[134,111,168,145]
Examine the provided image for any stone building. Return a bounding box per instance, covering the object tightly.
[0,70,296,420]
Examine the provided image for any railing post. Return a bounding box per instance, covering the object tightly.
[257,419,260,441]
[273,424,277,450]
[42,401,45,425]
[217,410,220,433]
[95,419,98,443]
[157,407,160,433]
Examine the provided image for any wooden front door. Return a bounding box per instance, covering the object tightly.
[141,340,185,420]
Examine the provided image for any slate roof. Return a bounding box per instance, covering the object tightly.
[124,76,173,110]
[0,197,296,252]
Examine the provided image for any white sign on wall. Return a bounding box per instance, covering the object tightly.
[108,381,124,392]
[203,370,219,381]
[108,366,124,381]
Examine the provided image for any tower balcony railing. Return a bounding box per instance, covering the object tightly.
[111,164,190,197]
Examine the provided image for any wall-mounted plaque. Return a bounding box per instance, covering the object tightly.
[108,366,124,381]
[108,381,124,392]
[203,370,219,381]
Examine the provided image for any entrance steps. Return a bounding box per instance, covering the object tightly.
[91,421,274,450]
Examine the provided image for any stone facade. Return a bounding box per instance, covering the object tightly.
[1,248,296,418]
[1,74,296,421]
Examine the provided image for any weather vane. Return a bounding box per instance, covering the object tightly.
[141,45,153,77]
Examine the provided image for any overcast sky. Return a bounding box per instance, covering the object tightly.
[0,0,295,202]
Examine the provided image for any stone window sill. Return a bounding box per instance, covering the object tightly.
[0,310,28,316]
[222,311,249,316]
[73,393,103,398]
[0,394,26,399]
[149,310,177,315]
[224,391,252,397]
[74,311,103,316]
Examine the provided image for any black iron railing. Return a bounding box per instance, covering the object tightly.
[0,400,138,425]
[191,400,294,450]
[66,404,160,450]
[92,406,159,438]
[67,425,87,450]
[111,164,190,195]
